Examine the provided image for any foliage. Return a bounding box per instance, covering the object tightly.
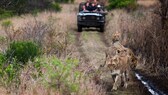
[6,41,41,64]
[0,8,13,20]
[50,2,62,12]
[0,0,62,18]
[0,53,5,64]
[55,0,74,3]
[1,20,12,28]
[0,53,21,92]
[41,57,81,94]
[30,8,41,16]
[0,0,77,18]
[108,0,137,10]
[0,0,27,14]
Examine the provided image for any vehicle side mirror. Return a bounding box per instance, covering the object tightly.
[101,11,108,15]
[104,12,108,15]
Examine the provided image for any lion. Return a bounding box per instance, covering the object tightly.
[113,41,138,70]
[107,53,130,90]
[112,31,121,43]
[103,31,138,90]
[104,45,138,90]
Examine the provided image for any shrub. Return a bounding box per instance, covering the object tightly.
[42,57,81,94]
[108,0,137,10]
[30,8,41,16]
[0,53,5,64]
[1,20,12,28]
[50,2,62,12]
[55,0,74,3]
[0,0,27,14]
[0,53,21,93]
[6,41,41,64]
[0,8,13,19]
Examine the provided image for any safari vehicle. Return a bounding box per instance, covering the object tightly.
[77,2,107,32]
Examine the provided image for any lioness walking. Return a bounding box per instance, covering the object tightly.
[104,31,138,90]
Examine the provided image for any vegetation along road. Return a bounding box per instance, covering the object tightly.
[0,0,168,95]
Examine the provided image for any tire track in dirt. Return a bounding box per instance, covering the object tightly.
[75,32,90,64]
[98,32,111,47]
[75,30,107,69]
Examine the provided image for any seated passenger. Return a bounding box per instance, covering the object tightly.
[95,4,103,12]
[82,5,86,11]
[85,1,93,11]
[93,0,98,5]
[82,0,90,11]
[83,0,99,12]
[91,3,97,11]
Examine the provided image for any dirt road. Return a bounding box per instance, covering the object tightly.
[73,10,150,94]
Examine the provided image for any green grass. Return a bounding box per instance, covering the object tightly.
[108,0,137,10]
[0,9,14,20]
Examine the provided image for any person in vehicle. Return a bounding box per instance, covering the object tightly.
[95,4,103,12]
[83,0,98,12]
[93,0,98,5]
[91,2,97,11]
[85,0,93,11]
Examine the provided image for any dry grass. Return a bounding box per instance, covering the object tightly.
[0,6,77,56]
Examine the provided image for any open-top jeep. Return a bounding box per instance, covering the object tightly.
[77,2,106,32]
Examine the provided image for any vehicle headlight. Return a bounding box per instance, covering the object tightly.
[78,16,82,21]
[82,16,86,20]
[101,17,105,20]
[97,17,100,20]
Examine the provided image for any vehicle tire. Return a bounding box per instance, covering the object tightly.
[78,25,82,32]
[100,25,104,32]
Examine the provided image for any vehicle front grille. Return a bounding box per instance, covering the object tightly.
[85,16,97,21]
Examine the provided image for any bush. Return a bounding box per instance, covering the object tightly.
[108,0,137,10]
[0,53,21,93]
[0,0,62,18]
[55,0,74,3]
[42,57,81,94]
[6,41,41,64]
[1,20,12,28]
[50,2,62,12]
[0,53,5,64]
[0,0,27,14]
[0,8,13,20]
